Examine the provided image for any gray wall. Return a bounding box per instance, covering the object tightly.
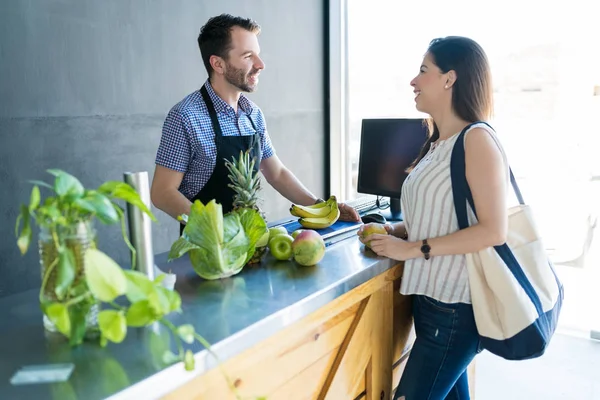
[0,1,326,297]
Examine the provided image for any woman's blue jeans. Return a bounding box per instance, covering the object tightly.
[394,295,482,400]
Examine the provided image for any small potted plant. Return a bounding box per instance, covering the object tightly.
[15,169,160,342]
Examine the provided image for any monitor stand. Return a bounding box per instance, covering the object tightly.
[380,197,403,221]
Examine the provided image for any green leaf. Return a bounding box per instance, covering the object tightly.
[98,181,157,222]
[147,287,171,317]
[29,185,40,212]
[178,200,249,280]
[162,350,180,365]
[125,300,156,327]
[232,208,268,264]
[16,205,31,255]
[84,249,127,302]
[160,287,181,313]
[167,236,201,261]
[98,310,127,344]
[45,303,71,337]
[47,169,85,199]
[153,274,166,285]
[55,248,76,300]
[28,179,54,191]
[176,324,195,344]
[68,302,91,346]
[74,192,119,224]
[123,270,156,303]
[184,350,195,371]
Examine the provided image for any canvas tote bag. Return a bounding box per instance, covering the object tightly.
[450,122,564,360]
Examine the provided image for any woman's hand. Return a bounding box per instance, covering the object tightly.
[357,223,393,244]
[358,223,419,261]
[367,235,420,261]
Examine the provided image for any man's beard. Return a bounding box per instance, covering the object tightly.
[224,64,259,93]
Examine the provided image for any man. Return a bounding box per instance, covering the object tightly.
[151,14,359,229]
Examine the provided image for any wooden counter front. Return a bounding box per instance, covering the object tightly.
[163,263,414,400]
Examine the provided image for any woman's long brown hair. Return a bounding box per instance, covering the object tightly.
[407,36,494,172]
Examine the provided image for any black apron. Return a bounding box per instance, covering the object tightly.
[180,85,262,234]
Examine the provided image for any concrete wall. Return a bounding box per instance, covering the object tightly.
[0,0,326,297]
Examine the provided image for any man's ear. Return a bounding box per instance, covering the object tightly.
[210,55,225,75]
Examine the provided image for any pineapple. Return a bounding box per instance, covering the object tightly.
[225,150,268,265]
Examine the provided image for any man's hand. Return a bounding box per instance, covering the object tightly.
[338,202,360,222]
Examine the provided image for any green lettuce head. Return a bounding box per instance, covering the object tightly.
[168,200,267,280]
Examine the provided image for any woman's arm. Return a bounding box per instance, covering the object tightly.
[414,127,508,257]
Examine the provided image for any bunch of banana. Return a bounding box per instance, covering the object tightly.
[290,196,340,229]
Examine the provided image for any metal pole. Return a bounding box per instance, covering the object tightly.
[123,171,155,280]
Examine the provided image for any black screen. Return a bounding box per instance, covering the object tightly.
[357,118,429,198]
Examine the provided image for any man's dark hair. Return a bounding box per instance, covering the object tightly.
[198,14,261,76]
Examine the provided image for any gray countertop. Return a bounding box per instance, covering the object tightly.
[0,234,397,400]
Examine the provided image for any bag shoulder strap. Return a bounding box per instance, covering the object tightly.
[450,121,525,230]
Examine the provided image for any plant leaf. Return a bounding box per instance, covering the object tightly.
[28,179,54,191]
[98,310,127,344]
[125,300,156,327]
[98,181,157,222]
[29,185,40,212]
[84,249,127,302]
[68,302,91,346]
[123,270,155,303]
[162,350,180,365]
[45,303,71,337]
[159,287,181,313]
[147,287,171,317]
[180,200,248,280]
[16,205,31,255]
[47,169,85,199]
[55,248,76,300]
[184,349,195,371]
[167,236,201,261]
[232,208,268,264]
[176,324,195,344]
[74,192,119,224]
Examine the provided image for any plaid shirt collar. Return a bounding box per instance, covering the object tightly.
[204,79,254,115]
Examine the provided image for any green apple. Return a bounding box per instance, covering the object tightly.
[256,228,270,247]
[269,226,288,240]
[291,229,305,239]
[268,234,294,261]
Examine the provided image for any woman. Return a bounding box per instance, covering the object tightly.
[359,36,509,399]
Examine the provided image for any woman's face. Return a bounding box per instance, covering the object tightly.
[410,53,448,115]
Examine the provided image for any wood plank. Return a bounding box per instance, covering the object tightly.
[268,347,340,400]
[317,297,370,399]
[162,264,409,400]
[368,281,393,400]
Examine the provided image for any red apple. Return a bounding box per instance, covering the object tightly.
[292,230,326,266]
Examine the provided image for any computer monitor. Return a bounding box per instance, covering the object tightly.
[357,118,429,220]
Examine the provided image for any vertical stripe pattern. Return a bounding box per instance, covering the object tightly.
[400,123,508,304]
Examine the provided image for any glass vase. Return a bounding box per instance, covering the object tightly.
[38,221,99,337]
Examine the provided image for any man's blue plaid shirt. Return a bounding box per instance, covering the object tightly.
[155,80,275,200]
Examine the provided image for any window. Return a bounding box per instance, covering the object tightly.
[331,0,600,334]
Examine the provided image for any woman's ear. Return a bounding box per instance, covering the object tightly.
[444,70,457,89]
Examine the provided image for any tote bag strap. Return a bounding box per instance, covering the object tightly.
[450,121,546,317]
[450,121,525,230]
